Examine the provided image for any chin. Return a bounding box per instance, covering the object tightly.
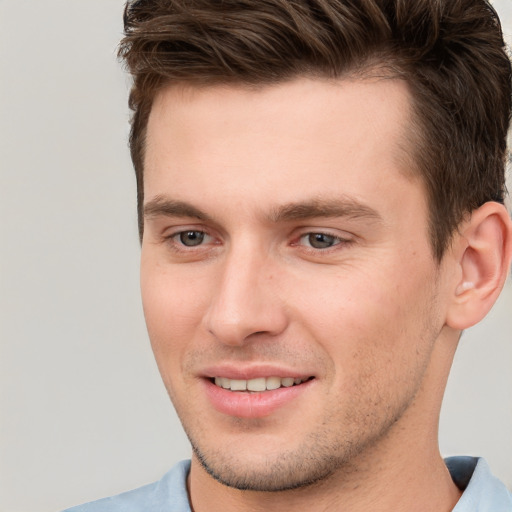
[193,444,342,492]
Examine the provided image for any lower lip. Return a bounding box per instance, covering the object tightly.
[202,379,313,418]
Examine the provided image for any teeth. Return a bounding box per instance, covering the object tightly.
[230,379,247,391]
[282,377,295,387]
[247,378,266,392]
[214,376,309,391]
[214,377,232,389]
[266,376,281,390]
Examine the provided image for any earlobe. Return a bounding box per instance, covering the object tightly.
[446,202,512,330]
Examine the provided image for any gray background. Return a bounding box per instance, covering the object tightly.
[0,1,511,511]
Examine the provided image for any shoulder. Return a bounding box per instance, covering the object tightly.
[61,460,191,512]
[446,456,512,511]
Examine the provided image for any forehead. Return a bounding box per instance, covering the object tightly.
[144,77,425,225]
[147,77,413,157]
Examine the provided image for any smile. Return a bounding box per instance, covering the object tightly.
[204,374,315,418]
[213,376,311,392]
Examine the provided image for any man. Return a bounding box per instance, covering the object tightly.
[65,0,512,510]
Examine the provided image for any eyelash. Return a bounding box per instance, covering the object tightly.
[165,228,352,256]
[295,232,350,251]
[166,229,216,253]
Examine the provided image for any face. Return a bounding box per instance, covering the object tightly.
[141,78,450,491]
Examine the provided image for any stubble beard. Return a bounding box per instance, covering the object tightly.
[173,346,437,493]
[169,283,442,493]
[181,396,415,493]
[192,433,351,492]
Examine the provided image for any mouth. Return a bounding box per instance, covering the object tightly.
[203,373,315,418]
[211,376,313,392]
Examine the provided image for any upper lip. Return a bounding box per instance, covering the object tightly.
[200,364,314,381]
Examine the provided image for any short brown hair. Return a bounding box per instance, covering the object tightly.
[119,0,511,260]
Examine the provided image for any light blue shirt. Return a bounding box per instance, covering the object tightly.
[63,457,512,511]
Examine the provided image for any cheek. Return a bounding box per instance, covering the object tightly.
[290,260,437,367]
[140,260,210,364]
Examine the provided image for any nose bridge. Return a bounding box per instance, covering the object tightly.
[204,238,286,345]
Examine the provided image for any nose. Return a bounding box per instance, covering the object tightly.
[203,245,288,346]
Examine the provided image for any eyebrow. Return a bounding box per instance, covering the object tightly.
[143,195,382,224]
[267,197,383,224]
[144,196,213,222]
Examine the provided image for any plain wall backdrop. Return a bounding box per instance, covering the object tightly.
[1,1,511,511]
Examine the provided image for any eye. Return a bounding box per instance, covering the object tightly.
[300,233,342,249]
[175,230,208,247]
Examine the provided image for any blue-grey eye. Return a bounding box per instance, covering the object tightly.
[179,231,205,246]
[306,233,338,249]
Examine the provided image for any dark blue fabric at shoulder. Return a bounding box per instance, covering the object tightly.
[445,456,478,491]
[61,459,192,512]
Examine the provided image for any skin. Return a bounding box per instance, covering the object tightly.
[141,77,471,512]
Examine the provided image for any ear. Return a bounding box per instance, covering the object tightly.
[446,201,512,330]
